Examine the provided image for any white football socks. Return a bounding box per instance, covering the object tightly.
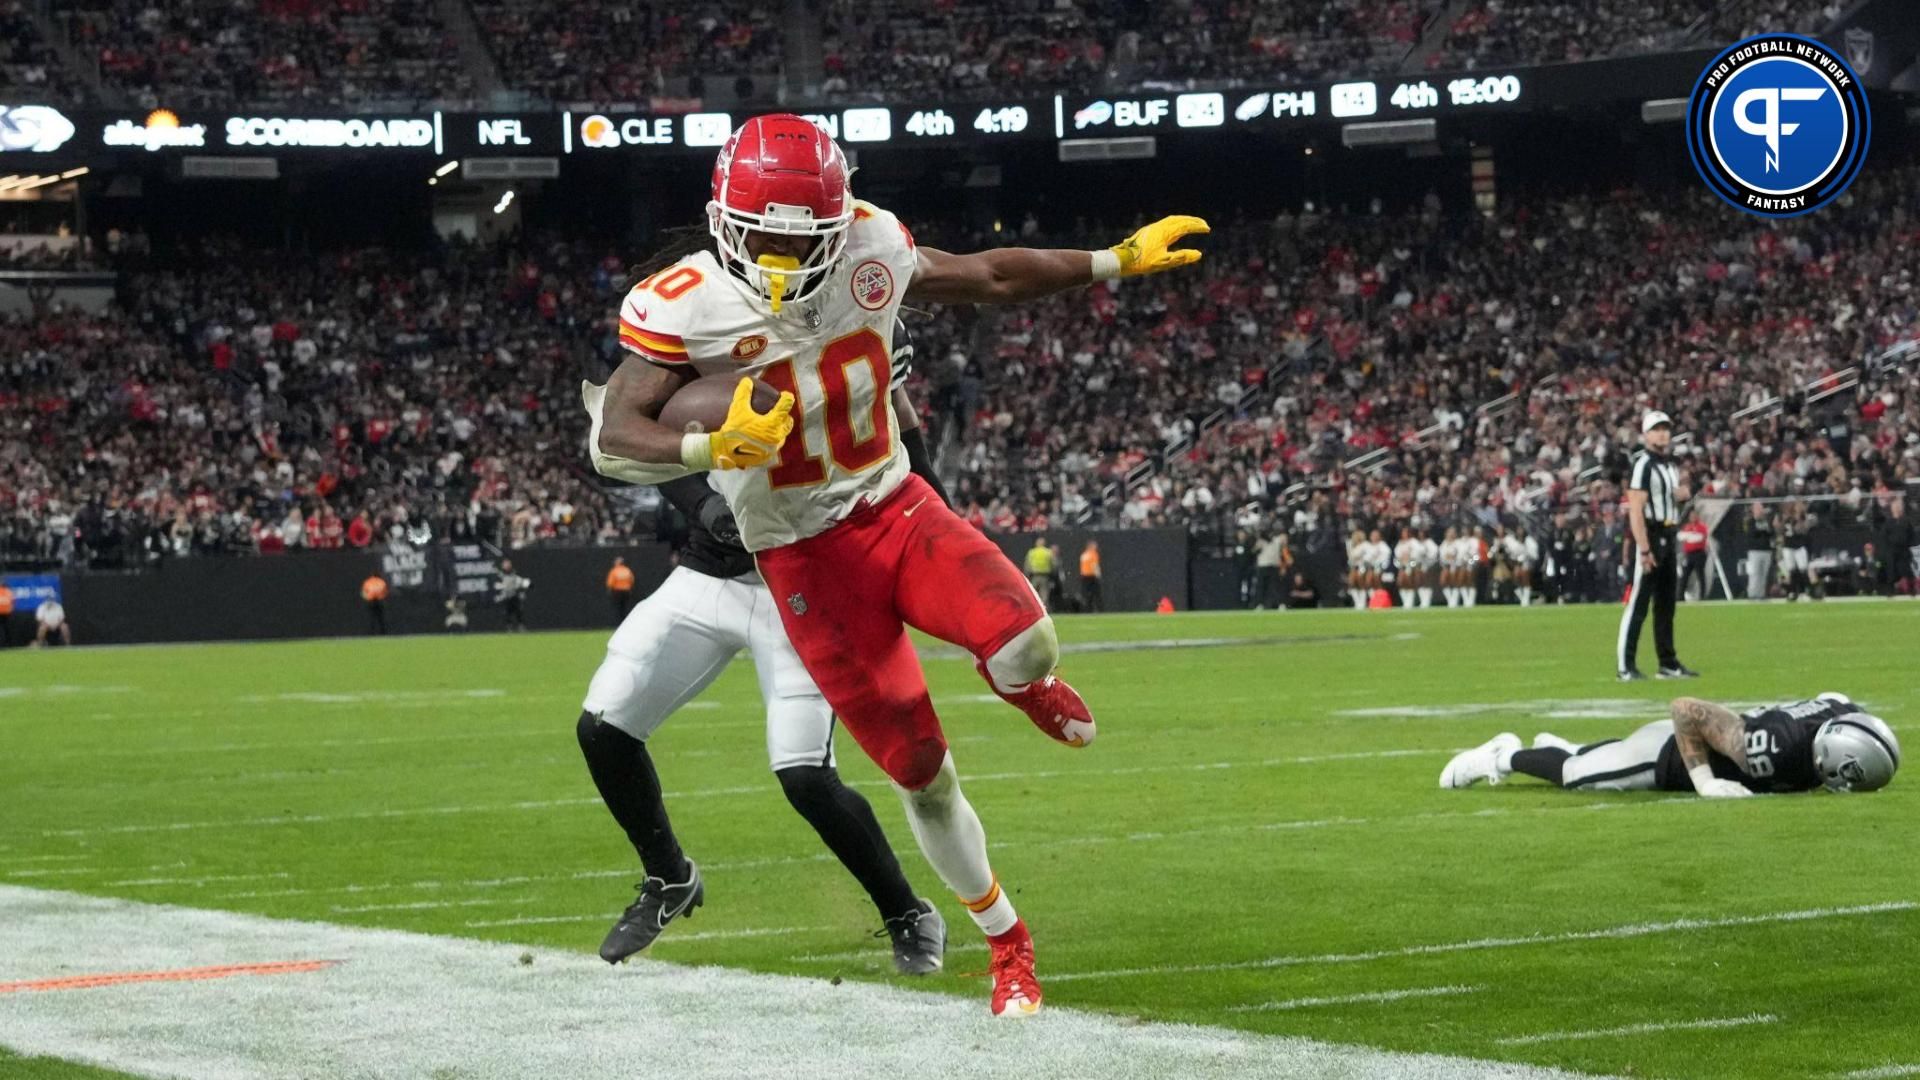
[893,753,1018,937]
[982,618,1058,695]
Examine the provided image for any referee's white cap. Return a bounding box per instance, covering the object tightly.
[1641,410,1672,433]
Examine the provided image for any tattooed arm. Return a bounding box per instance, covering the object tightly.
[1670,697,1755,798]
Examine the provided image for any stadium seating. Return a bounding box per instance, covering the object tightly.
[1,1,87,103]
[5,166,1912,577]
[918,168,1916,548]
[64,0,473,110]
[471,0,779,106]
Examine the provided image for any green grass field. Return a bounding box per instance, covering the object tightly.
[4,602,1917,1079]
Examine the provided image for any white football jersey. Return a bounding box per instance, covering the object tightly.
[617,202,919,550]
[1395,539,1420,570]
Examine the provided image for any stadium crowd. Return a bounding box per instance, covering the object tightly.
[3,167,1914,601]
[64,0,473,110]
[1,237,632,569]
[1427,0,1840,70]
[473,0,779,106]
[2,1,87,103]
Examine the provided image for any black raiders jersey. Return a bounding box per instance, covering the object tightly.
[1654,697,1862,794]
[674,317,915,580]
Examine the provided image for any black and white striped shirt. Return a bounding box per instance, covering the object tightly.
[1628,449,1679,528]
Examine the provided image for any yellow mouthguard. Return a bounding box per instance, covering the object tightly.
[756,254,801,312]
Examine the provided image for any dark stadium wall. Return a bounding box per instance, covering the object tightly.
[48,530,1191,646]
[985,528,1188,613]
[59,545,676,645]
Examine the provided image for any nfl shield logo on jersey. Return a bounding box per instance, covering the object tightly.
[851,260,893,310]
[787,592,808,615]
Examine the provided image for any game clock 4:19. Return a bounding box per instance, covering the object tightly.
[902,106,1029,138]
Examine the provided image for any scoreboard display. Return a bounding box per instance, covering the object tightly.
[2,49,1713,164]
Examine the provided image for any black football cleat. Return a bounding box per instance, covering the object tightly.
[1658,664,1702,679]
[599,860,704,964]
[1618,669,1646,682]
[877,899,946,975]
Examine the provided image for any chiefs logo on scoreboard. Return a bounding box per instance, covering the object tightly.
[851,260,893,311]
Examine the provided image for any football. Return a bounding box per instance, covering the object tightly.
[657,373,782,435]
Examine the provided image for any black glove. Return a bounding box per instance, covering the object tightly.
[696,496,742,545]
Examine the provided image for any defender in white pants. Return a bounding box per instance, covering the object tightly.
[584,566,836,773]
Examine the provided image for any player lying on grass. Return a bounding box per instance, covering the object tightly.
[583,113,1207,1015]
[1440,693,1899,796]
[576,319,950,975]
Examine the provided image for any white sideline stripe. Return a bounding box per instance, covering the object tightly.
[40,749,1441,839]
[213,796,1703,904]
[0,886,1592,1080]
[1838,1065,1920,1079]
[1495,1013,1777,1046]
[1230,985,1480,1013]
[1051,902,1917,982]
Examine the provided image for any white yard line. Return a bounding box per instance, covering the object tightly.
[0,885,1591,1080]
[3,868,100,879]
[332,897,541,915]
[1229,985,1481,1013]
[1494,1014,1777,1046]
[106,873,291,888]
[1050,903,1916,982]
[460,917,831,941]
[1837,1066,1920,1079]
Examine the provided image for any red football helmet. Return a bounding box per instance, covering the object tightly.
[707,114,854,312]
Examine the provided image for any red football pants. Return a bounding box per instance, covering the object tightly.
[755,474,1046,790]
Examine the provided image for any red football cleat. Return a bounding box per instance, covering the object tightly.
[977,662,1096,747]
[988,920,1042,1018]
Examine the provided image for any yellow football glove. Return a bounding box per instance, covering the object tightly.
[1100,215,1210,279]
[701,377,795,471]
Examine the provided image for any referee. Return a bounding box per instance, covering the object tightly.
[1617,411,1700,681]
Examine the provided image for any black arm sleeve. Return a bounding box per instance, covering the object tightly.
[899,425,951,508]
[657,474,720,521]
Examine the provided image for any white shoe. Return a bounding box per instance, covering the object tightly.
[1438,732,1521,789]
[1531,732,1579,753]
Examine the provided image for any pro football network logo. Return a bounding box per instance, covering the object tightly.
[730,335,767,361]
[1686,34,1869,218]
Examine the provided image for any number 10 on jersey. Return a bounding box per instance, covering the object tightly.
[759,327,894,488]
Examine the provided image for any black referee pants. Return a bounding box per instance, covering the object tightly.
[1617,531,1679,674]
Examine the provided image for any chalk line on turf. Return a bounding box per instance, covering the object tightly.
[0,885,1594,1080]
[1494,1014,1777,1046]
[1229,985,1481,1012]
[1050,902,1917,981]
